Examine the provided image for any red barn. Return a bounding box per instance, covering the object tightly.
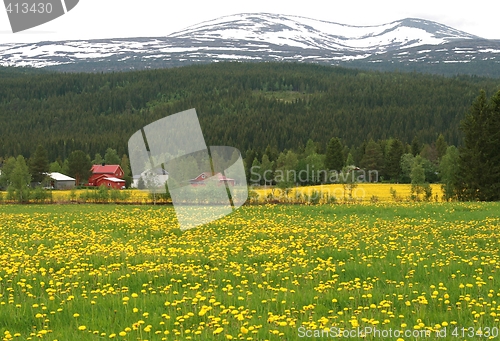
[98,177,126,189]
[88,165,125,188]
[189,172,235,186]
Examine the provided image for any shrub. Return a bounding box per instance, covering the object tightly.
[70,189,77,202]
[79,190,89,203]
[424,184,433,202]
[305,190,321,205]
[96,185,110,203]
[323,193,337,204]
[7,187,16,202]
[30,187,50,203]
[110,189,131,203]
[390,187,402,202]
[247,187,260,204]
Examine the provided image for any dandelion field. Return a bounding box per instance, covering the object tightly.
[0,203,499,341]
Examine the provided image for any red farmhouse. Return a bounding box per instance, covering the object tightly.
[88,165,126,189]
[189,172,235,186]
[97,177,126,189]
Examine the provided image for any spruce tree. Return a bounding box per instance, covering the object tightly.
[345,153,355,167]
[324,137,344,171]
[435,134,448,161]
[67,150,92,186]
[104,148,121,165]
[250,158,261,185]
[92,153,104,165]
[29,145,49,183]
[260,154,274,186]
[120,154,132,188]
[411,137,421,156]
[456,90,500,201]
[360,139,384,178]
[385,139,405,182]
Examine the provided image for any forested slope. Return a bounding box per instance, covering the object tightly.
[1,62,499,160]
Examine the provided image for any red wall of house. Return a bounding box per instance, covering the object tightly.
[98,179,125,189]
[88,174,113,186]
[87,166,124,186]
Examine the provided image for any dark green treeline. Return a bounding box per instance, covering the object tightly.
[1,62,499,161]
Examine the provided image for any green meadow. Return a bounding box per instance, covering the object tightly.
[0,202,499,340]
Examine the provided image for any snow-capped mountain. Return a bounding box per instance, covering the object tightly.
[1,13,499,76]
[168,14,480,52]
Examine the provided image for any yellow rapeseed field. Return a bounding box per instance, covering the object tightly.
[47,184,443,204]
[49,189,150,203]
[253,184,443,203]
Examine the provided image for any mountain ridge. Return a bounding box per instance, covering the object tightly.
[0,13,499,76]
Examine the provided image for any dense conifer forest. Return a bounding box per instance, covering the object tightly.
[0,62,499,161]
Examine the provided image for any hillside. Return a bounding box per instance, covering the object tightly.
[0,62,499,160]
[0,65,48,77]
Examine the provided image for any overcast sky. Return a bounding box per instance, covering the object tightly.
[1,0,498,44]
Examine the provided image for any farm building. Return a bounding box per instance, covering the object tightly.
[88,165,125,188]
[49,172,76,190]
[131,167,169,189]
[98,177,126,190]
[189,172,235,186]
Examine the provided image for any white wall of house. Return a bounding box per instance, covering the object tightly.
[131,170,168,189]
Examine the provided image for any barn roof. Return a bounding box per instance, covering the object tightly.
[215,173,234,181]
[103,177,126,183]
[49,172,75,181]
[91,165,122,174]
[190,172,234,182]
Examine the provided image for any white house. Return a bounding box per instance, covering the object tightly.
[131,167,169,189]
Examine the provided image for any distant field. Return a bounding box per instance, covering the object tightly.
[253,183,444,203]
[13,183,444,204]
[50,189,151,203]
[1,202,499,340]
